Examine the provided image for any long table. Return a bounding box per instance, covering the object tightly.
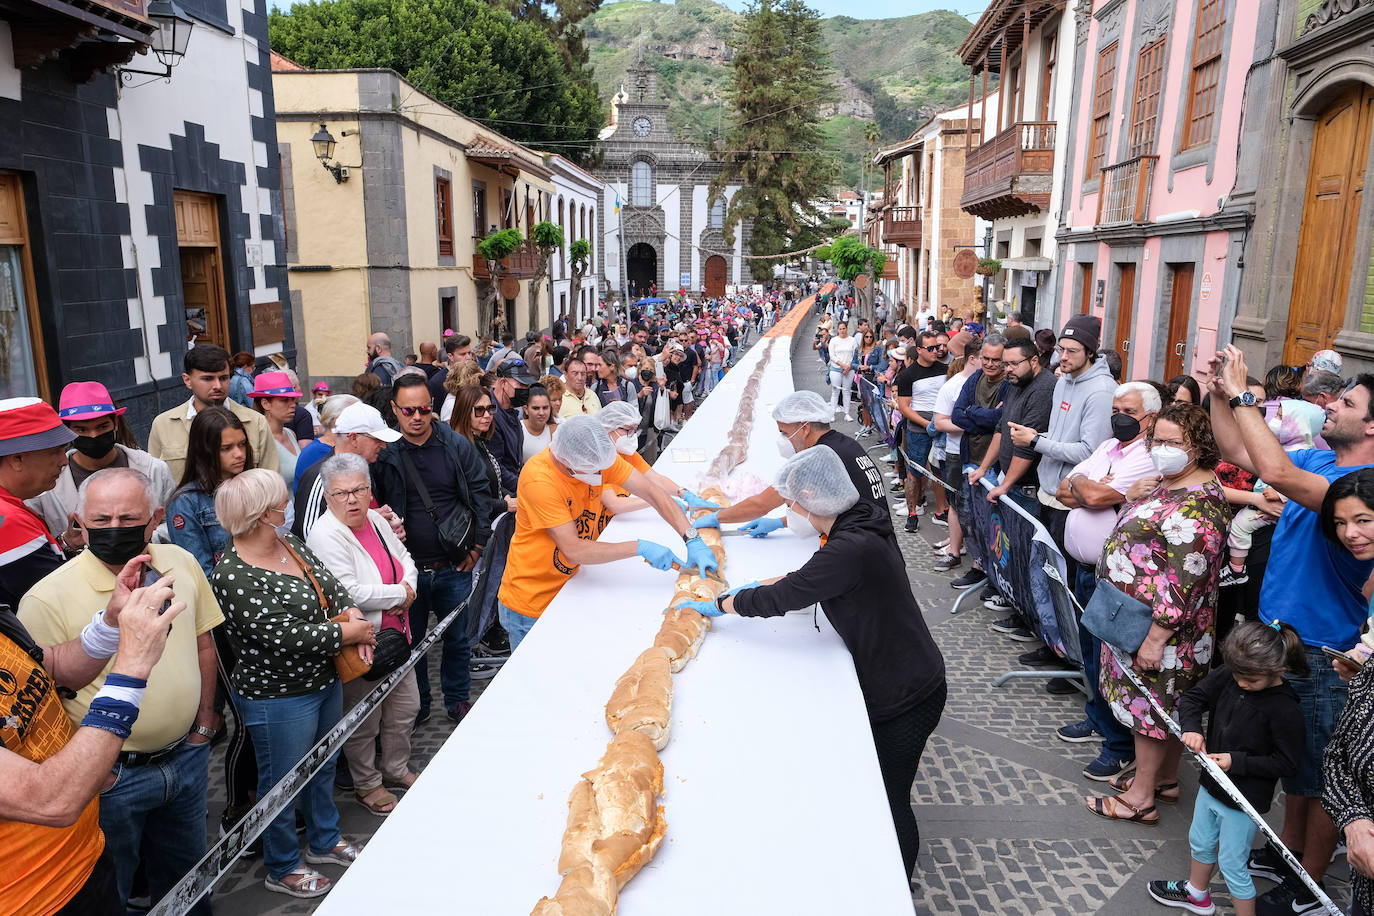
[317,318,916,915]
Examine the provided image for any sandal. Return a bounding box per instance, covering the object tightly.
[265,866,331,898]
[383,771,418,791]
[1085,794,1159,826]
[1107,774,1181,804]
[305,839,365,867]
[355,786,398,816]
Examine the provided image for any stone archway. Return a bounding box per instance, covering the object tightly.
[627,243,658,298]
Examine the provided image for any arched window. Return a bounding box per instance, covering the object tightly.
[710,197,725,229]
[558,197,566,276]
[631,161,653,206]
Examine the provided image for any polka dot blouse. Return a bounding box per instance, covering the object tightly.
[210,535,357,700]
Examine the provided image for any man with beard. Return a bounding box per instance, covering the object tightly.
[971,338,1055,517]
[1209,346,1374,915]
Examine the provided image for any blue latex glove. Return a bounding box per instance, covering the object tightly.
[740,517,785,538]
[681,489,720,510]
[726,580,760,597]
[637,539,683,571]
[673,598,723,618]
[695,511,721,529]
[684,537,720,576]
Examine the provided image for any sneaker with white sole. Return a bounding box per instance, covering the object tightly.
[931,510,948,527]
[1146,880,1215,915]
[1218,565,1249,587]
[950,569,986,589]
[1082,753,1136,781]
[934,554,960,571]
[1056,720,1099,743]
[1255,878,1326,915]
[984,594,1013,612]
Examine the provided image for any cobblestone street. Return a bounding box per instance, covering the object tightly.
[200,320,1356,915]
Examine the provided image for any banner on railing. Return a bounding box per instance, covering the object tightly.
[857,376,892,446]
[959,477,1082,667]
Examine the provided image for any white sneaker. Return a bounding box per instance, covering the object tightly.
[893,504,909,516]
[881,454,897,464]
[913,504,925,516]
[844,414,854,423]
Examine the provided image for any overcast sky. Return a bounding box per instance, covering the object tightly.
[717,0,984,19]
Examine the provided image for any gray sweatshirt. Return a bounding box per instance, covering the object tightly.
[1035,356,1117,493]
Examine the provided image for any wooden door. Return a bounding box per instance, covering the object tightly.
[703,256,727,297]
[1285,84,1374,364]
[1165,263,1194,379]
[1078,262,1094,314]
[1114,262,1136,354]
[174,190,228,348]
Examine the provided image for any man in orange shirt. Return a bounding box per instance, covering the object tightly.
[0,566,187,916]
[496,415,717,650]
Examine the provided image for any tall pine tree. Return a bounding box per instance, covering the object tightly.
[710,0,837,267]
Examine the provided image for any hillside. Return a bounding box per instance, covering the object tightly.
[583,0,973,185]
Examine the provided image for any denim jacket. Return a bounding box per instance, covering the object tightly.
[166,487,229,577]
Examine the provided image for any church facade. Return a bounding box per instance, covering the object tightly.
[594,56,753,302]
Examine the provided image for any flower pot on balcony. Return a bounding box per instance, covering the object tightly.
[975,258,1001,277]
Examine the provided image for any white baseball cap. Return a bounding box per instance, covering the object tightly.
[333,402,401,442]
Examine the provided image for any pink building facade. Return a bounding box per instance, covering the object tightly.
[1052,0,1264,383]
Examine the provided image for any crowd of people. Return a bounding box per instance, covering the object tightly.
[0,287,811,912]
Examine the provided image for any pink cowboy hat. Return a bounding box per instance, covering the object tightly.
[58,381,126,420]
[247,371,303,399]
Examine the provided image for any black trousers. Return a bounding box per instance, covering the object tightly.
[870,681,948,880]
[57,847,120,916]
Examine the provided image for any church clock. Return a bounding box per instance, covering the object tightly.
[632,116,652,137]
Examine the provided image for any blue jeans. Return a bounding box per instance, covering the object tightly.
[408,565,474,710]
[1189,786,1259,900]
[99,738,212,914]
[1073,566,1134,761]
[500,601,537,651]
[1283,646,1350,797]
[234,681,343,881]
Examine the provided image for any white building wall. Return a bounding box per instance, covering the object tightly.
[658,182,679,292]
[691,184,709,291]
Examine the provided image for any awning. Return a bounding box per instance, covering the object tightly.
[1000,257,1052,272]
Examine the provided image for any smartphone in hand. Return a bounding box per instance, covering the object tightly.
[1322,645,1366,668]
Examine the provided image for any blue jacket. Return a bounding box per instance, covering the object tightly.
[166,487,229,577]
[950,369,1008,467]
[229,368,254,407]
[371,422,498,548]
[488,403,522,496]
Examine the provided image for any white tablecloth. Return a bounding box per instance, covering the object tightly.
[318,336,916,915]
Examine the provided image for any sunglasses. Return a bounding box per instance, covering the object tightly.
[394,404,434,417]
[922,344,947,352]
[472,404,495,416]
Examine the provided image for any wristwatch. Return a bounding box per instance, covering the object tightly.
[680,527,699,542]
[1228,391,1258,409]
[191,724,217,741]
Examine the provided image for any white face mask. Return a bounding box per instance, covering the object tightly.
[1149,445,1192,477]
[777,434,797,459]
[571,470,602,487]
[786,505,820,540]
[624,367,639,381]
[614,436,636,455]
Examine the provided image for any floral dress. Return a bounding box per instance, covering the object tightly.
[1097,479,1231,740]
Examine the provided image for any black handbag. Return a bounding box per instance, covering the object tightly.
[400,448,477,562]
[1082,578,1154,654]
[363,628,411,682]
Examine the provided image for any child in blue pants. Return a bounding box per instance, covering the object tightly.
[1146,621,1307,916]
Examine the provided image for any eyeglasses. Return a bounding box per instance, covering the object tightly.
[1003,358,1030,369]
[616,425,638,436]
[472,404,495,416]
[394,404,433,417]
[1147,436,1187,450]
[328,485,371,502]
[982,358,1005,366]
[1055,345,1085,356]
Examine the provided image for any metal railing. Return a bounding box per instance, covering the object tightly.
[1096,155,1158,225]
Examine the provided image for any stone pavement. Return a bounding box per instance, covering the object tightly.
[188,317,1354,915]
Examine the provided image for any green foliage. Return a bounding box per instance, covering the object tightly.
[828,235,881,282]
[814,244,832,262]
[976,257,1002,276]
[269,0,604,162]
[478,228,525,261]
[531,220,566,251]
[569,237,592,268]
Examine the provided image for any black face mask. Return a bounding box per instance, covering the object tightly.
[86,523,149,567]
[71,429,117,459]
[511,387,531,409]
[1111,413,1142,442]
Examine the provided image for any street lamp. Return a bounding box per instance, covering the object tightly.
[118,0,194,80]
[310,123,359,184]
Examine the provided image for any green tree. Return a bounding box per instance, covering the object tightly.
[269,0,604,162]
[710,0,838,271]
[568,239,592,323]
[828,235,884,325]
[476,229,524,334]
[528,220,566,332]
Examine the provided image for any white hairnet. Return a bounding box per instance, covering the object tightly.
[771,390,833,424]
[550,414,616,472]
[774,447,859,517]
[597,400,642,431]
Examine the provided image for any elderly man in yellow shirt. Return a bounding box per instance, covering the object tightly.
[148,344,276,483]
[19,466,223,915]
[556,357,602,418]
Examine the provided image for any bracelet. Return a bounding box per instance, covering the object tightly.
[79,608,120,659]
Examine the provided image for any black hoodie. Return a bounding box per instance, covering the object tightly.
[1177,665,1305,813]
[732,499,945,721]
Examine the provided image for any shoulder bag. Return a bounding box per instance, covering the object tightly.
[1081,577,1154,654]
[282,539,371,683]
[400,447,477,561]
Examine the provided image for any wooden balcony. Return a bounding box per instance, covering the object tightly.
[1096,155,1158,226]
[882,206,923,248]
[471,238,540,281]
[961,121,1056,220]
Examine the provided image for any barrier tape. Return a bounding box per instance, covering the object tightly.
[1040,562,1342,916]
[148,578,481,915]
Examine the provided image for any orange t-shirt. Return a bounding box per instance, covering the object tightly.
[0,631,103,915]
[498,450,634,618]
[609,451,652,498]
